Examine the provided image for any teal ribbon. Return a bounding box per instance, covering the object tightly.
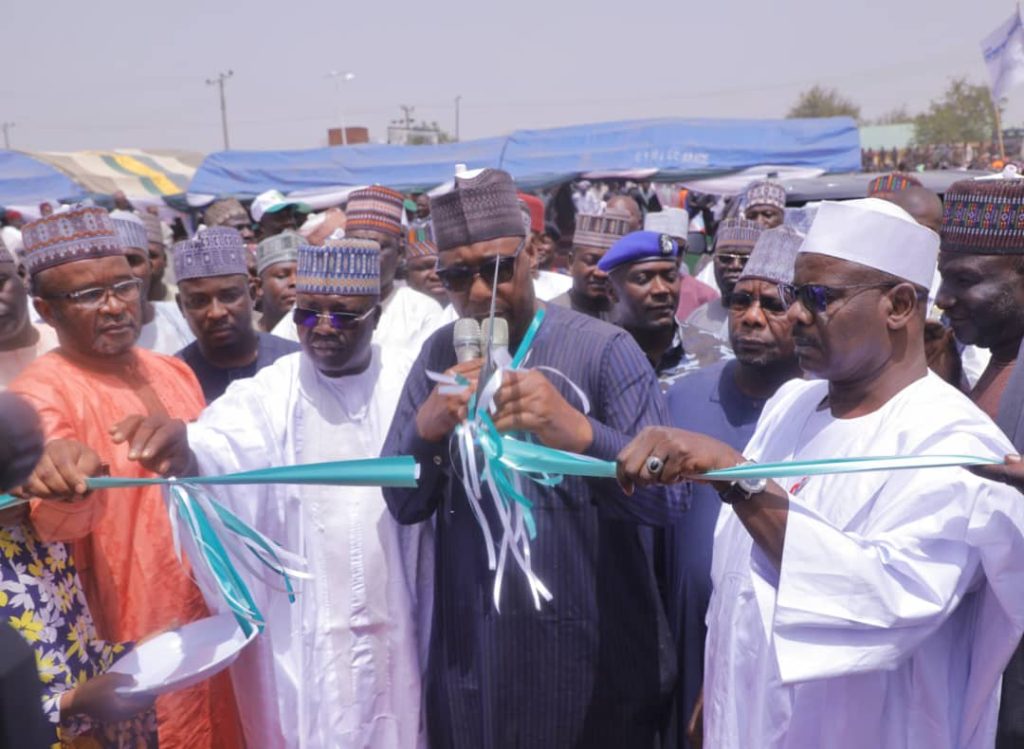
[702,453,1000,480]
[84,456,420,491]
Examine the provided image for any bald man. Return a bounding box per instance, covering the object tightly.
[881,186,943,234]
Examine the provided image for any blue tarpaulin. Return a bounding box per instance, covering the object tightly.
[189,116,860,197]
[0,150,82,206]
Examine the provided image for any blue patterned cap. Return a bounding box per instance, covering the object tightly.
[297,238,381,295]
[597,230,679,273]
[173,227,248,281]
[110,210,148,250]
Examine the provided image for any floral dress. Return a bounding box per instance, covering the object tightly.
[0,517,158,748]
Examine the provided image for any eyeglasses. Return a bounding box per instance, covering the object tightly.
[293,306,375,330]
[435,239,525,293]
[46,278,143,308]
[726,289,789,315]
[780,282,897,313]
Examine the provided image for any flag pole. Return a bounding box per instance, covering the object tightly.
[993,94,1007,162]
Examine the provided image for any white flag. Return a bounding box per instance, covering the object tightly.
[982,8,1024,100]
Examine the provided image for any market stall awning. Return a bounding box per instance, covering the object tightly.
[0,150,81,206]
[29,149,203,199]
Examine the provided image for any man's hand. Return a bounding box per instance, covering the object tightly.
[415,359,483,443]
[615,426,742,495]
[970,454,1024,492]
[491,369,593,453]
[110,415,194,477]
[61,671,154,723]
[15,439,103,500]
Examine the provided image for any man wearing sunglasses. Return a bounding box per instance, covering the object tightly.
[682,218,763,369]
[8,206,243,749]
[617,198,1024,748]
[271,186,444,356]
[110,237,425,748]
[381,168,684,749]
[173,227,298,403]
[659,226,802,749]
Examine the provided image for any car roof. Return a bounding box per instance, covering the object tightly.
[781,170,992,205]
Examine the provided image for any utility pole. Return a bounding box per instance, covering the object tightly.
[399,104,415,130]
[1,122,13,150]
[454,95,461,141]
[206,70,234,150]
[327,70,356,145]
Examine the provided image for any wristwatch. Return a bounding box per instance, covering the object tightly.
[718,461,767,504]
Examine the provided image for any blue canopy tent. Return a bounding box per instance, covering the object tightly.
[0,151,82,207]
[188,116,861,198]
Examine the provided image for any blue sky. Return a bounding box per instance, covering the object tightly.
[0,0,1017,152]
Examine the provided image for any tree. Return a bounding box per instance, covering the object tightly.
[913,78,996,144]
[873,105,914,125]
[786,85,861,120]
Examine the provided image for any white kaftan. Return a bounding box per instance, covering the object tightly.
[707,372,1024,749]
[136,301,195,356]
[187,348,425,748]
[271,286,443,360]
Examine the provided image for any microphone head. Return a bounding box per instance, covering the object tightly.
[481,317,509,348]
[453,317,482,362]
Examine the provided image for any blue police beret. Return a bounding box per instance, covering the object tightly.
[597,230,679,273]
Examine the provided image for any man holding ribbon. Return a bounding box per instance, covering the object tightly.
[381,168,685,748]
[617,198,1024,748]
[8,206,242,748]
[114,237,424,748]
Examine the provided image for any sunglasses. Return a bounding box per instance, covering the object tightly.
[293,306,375,330]
[780,282,897,313]
[714,253,749,267]
[435,239,525,292]
[726,289,788,315]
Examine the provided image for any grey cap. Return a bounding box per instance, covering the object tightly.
[256,230,302,275]
[738,225,804,285]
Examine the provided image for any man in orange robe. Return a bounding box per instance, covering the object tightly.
[10,207,242,749]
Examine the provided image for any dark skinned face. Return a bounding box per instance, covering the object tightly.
[745,204,785,229]
[415,194,430,219]
[438,235,535,340]
[569,245,610,301]
[405,255,447,304]
[258,261,297,329]
[33,255,141,358]
[346,228,402,290]
[786,253,896,381]
[0,261,30,345]
[535,234,556,269]
[148,242,167,285]
[727,278,796,367]
[123,246,153,299]
[259,209,300,240]
[936,252,1024,353]
[177,274,255,355]
[219,216,256,244]
[294,292,380,377]
[609,258,680,332]
[713,243,753,297]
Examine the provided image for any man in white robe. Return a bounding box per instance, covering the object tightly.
[271,186,443,355]
[116,237,424,748]
[617,198,1024,748]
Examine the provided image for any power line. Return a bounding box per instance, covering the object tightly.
[1,122,13,149]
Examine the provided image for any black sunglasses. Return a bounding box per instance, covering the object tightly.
[293,306,375,330]
[781,282,897,313]
[726,289,788,315]
[435,239,525,292]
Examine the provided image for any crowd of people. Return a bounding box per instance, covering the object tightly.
[861,141,1022,173]
[2,163,1024,749]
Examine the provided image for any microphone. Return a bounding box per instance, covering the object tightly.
[482,318,510,368]
[453,318,482,363]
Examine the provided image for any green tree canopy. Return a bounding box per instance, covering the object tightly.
[786,85,861,120]
[914,78,996,144]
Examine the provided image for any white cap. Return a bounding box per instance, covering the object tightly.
[799,198,938,288]
[250,189,311,222]
[644,207,688,238]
